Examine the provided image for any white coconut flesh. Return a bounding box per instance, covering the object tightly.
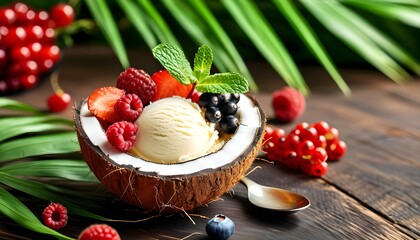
[78,94,263,177]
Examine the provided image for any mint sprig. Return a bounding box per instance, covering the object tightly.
[152,43,249,94]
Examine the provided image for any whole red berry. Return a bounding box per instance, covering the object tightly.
[272,87,305,123]
[47,92,71,112]
[106,121,138,152]
[0,8,16,26]
[306,162,328,177]
[313,121,330,135]
[297,140,315,157]
[327,140,347,161]
[281,150,301,170]
[51,3,75,28]
[78,224,121,240]
[42,202,68,230]
[325,127,339,145]
[312,147,328,164]
[114,93,143,122]
[10,2,29,24]
[20,74,38,89]
[117,68,156,105]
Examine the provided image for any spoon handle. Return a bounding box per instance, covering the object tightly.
[240,176,257,187]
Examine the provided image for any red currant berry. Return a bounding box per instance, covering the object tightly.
[38,45,60,63]
[50,3,75,28]
[9,46,31,62]
[28,42,42,56]
[307,162,328,177]
[325,127,339,145]
[25,25,44,42]
[190,89,201,103]
[20,74,38,89]
[312,147,328,164]
[286,133,300,151]
[6,77,21,92]
[0,8,16,26]
[281,150,301,170]
[25,9,36,22]
[11,2,29,24]
[294,121,310,132]
[298,140,315,158]
[47,92,71,112]
[2,26,27,47]
[313,121,330,135]
[327,140,347,161]
[41,27,55,43]
[34,10,50,26]
[9,60,38,77]
[298,126,318,142]
[313,135,327,149]
[0,48,7,67]
[0,80,8,94]
[38,58,55,73]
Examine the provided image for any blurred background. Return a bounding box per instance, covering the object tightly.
[1,0,419,95]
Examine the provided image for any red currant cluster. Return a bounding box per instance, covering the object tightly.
[0,2,74,95]
[263,121,347,177]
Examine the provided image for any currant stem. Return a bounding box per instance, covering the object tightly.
[50,72,64,96]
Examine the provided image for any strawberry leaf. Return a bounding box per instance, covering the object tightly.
[193,45,213,80]
[196,73,249,93]
[152,43,196,85]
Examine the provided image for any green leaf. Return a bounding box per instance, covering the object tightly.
[274,0,350,95]
[193,45,213,80]
[0,172,107,220]
[0,98,41,113]
[152,43,195,85]
[0,160,97,182]
[0,132,79,162]
[221,0,309,94]
[301,0,410,82]
[84,0,129,68]
[196,73,249,93]
[0,187,74,240]
[117,0,157,48]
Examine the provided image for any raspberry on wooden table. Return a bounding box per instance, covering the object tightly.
[272,87,306,123]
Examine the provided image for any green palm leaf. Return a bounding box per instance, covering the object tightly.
[221,0,309,94]
[0,187,75,240]
[0,132,79,162]
[0,160,97,182]
[274,0,350,95]
[0,98,40,113]
[84,0,129,68]
[301,0,410,82]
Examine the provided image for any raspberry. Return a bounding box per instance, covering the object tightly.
[272,87,305,123]
[106,121,138,152]
[114,93,143,122]
[42,202,68,230]
[117,68,156,105]
[78,224,121,240]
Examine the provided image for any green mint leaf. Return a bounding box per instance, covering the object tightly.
[196,73,249,93]
[152,43,195,85]
[193,45,213,81]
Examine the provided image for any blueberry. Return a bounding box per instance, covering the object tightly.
[221,101,238,115]
[219,115,239,134]
[199,93,219,108]
[206,214,235,240]
[205,106,222,123]
[220,93,240,104]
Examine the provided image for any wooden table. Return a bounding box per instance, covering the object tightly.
[2,46,419,239]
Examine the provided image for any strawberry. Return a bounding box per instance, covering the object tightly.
[88,87,125,123]
[151,70,193,102]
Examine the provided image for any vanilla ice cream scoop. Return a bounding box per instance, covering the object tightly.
[132,97,220,163]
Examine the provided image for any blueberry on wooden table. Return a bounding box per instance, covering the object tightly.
[206,214,235,240]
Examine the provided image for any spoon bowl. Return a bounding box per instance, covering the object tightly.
[240,177,310,213]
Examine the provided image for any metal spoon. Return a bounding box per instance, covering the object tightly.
[240,177,310,213]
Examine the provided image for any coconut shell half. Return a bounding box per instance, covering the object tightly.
[74,94,266,213]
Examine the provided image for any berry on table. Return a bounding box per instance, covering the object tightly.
[106,121,138,152]
[272,87,306,123]
[78,224,121,240]
[114,93,143,122]
[47,73,71,112]
[206,214,235,240]
[117,68,156,105]
[42,202,68,230]
[326,139,347,161]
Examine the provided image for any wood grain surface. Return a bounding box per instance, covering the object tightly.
[1,46,419,240]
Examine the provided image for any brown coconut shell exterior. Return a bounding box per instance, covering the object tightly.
[74,97,266,213]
